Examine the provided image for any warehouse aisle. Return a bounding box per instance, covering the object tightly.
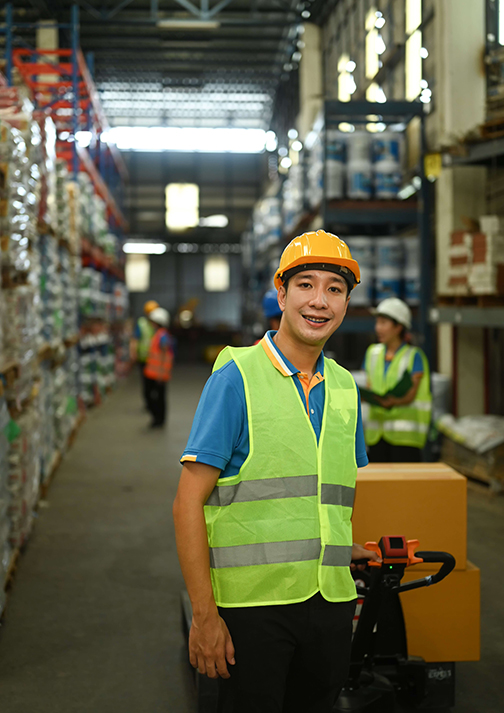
[0,365,211,713]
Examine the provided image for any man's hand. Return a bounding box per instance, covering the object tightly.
[351,542,382,571]
[189,611,236,679]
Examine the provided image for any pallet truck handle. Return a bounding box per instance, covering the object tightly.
[398,551,456,593]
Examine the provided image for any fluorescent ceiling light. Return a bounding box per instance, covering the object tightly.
[123,242,167,254]
[199,214,229,228]
[166,183,199,230]
[106,127,269,153]
[157,20,220,30]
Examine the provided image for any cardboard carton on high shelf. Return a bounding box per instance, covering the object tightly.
[353,463,467,571]
[400,561,480,662]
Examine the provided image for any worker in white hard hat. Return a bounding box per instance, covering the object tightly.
[144,307,174,428]
[174,230,381,713]
[362,297,432,462]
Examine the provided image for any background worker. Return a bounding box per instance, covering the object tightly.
[173,230,380,713]
[262,287,283,331]
[144,307,174,429]
[130,300,159,409]
[363,297,432,462]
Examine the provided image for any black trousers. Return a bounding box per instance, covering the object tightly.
[138,361,149,408]
[145,377,168,426]
[367,438,422,463]
[217,593,356,713]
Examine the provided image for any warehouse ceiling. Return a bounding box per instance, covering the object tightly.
[6,0,336,129]
[3,1,337,242]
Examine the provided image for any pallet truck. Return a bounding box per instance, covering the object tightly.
[335,536,456,712]
[180,536,455,713]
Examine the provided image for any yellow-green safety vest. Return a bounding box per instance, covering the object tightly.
[205,343,358,608]
[137,316,156,363]
[364,343,431,449]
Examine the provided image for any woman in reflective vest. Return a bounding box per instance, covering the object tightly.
[363,298,432,462]
[144,307,173,427]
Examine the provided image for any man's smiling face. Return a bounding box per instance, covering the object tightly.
[277,269,350,347]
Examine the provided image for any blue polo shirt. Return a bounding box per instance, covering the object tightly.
[181,331,368,477]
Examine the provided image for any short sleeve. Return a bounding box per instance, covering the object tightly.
[411,351,424,375]
[355,386,369,468]
[180,362,247,473]
[134,323,141,339]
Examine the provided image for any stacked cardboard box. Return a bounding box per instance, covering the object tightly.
[468,216,504,295]
[447,231,472,293]
[448,216,504,296]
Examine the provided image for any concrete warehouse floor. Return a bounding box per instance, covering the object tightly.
[0,366,502,713]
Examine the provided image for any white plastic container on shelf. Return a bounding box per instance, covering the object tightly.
[325,130,346,199]
[346,236,374,306]
[374,156,402,199]
[347,131,371,162]
[403,237,421,305]
[347,158,373,199]
[326,160,345,199]
[375,237,404,301]
[373,133,402,164]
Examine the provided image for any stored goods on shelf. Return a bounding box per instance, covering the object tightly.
[8,402,41,549]
[448,217,504,296]
[438,414,504,487]
[282,165,304,233]
[375,237,403,301]
[403,236,420,305]
[346,237,374,306]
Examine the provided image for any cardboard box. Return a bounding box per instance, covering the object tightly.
[353,463,467,570]
[400,561,480,662]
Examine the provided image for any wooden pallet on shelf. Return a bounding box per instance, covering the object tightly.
[480,115,504,141]
[438,293,504,308]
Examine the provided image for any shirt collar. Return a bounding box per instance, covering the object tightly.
[260,330,325,377]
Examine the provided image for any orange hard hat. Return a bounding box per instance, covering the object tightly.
[144,300,159,314]
[273,230,361,291]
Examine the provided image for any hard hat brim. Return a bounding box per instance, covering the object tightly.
[274,255,360,290]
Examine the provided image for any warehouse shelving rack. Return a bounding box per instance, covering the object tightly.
[1,3,128,233]
[428,140,504,330]
[321,100,431,356]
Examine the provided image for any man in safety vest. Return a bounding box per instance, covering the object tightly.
[144,307,174,429]
[130,300,159,409]
[173,230,381,713]
[363,297,432,462]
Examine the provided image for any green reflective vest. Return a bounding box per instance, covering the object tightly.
[136,316,156,363]
[364,343,432,449]
[205,343,358,608]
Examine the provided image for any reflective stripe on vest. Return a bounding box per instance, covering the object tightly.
[205,475,355,508]
[205,343,358,607]
[364,343,431,449]
[137,316,155,362]
[144,329,173,381]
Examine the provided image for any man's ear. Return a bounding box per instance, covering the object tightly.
[277,285,287,313]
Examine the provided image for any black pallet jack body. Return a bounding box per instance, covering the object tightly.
[335,536,456,713]
[181,536,456,713]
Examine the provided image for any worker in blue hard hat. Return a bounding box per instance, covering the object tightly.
[262,288,283,331]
